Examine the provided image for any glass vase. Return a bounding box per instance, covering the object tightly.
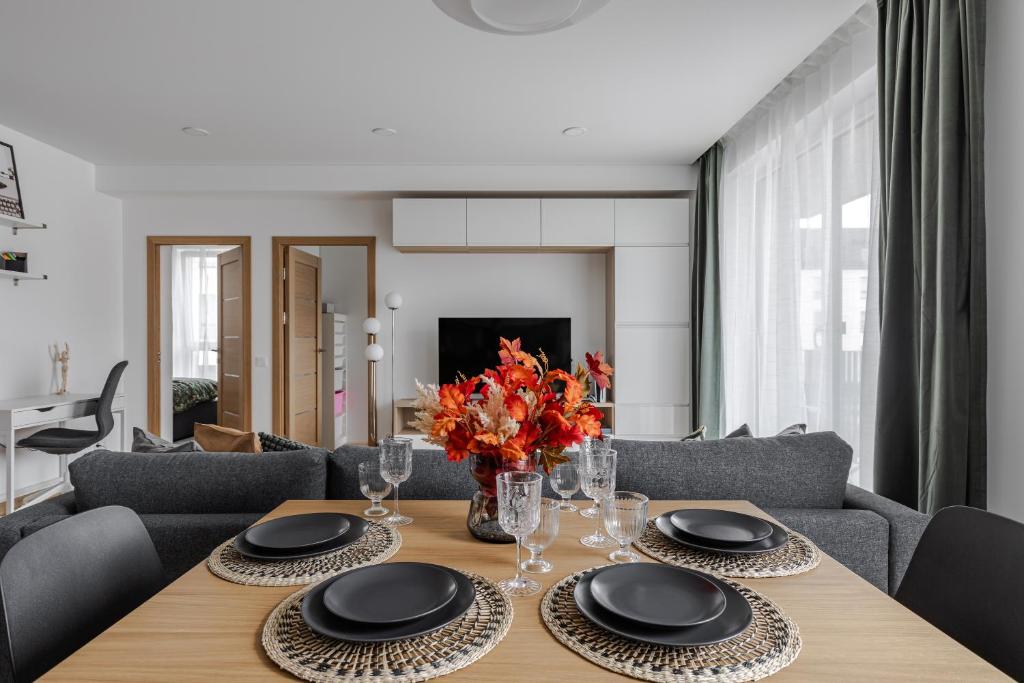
[467,452,538,543]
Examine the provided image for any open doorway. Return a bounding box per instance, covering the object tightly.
[147,236,252,438]
[272,237,375,447]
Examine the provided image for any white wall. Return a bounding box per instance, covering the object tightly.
[986,0,1024,523]
[121,196,608,439]
[0,122,123,500]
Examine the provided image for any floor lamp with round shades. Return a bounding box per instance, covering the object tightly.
[363,316,382,444]
[384,291,403,436]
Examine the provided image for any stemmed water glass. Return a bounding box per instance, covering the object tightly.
[379,437,413,526]
[578,438,612,518]
[603,491,649,562]
[496,471,543,597]
[550,462,580,511]
[522,498,560,573]
[579,448,617,548]
[358,461,392,517]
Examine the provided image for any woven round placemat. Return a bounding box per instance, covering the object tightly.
[542,568,801,683]
[207,521,401,586]
[635,520,820,578]
[262,571,513,683]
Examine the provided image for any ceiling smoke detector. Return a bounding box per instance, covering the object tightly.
[433,0,612,36]
[371,127,398,136]
[181,126,210,137]
[562,126,588,137]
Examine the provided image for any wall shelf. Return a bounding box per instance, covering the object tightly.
[0,215,48,235]
[0,271,48,286]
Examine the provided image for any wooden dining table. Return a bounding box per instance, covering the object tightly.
[45,499,1009,681]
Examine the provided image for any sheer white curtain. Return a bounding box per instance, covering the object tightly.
[720,7,879,488]
[171,246,228,380]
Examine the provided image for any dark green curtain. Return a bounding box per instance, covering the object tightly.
[874,0,987,513]
[691,142,724,438]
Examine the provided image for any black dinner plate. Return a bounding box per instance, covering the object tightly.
[302,566,476,642]
[656,513,789,555]
[669,509,773,545]
[323,562,459,625]
[574,567,753,647]
[234,515,369,560]
[589,563,727,628]
[244,512,351,551]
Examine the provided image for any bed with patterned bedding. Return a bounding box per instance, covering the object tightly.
[172,377,218,441]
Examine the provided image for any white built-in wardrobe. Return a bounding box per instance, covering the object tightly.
[393,197,691,440]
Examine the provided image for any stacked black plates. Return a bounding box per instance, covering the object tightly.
[574,564,752,646]
[656,509,789,555]
[302,562,477,642]
[235,513,368,560]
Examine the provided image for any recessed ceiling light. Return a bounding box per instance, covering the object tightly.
[562,126,588,137]
[433,0,612,35]
[371,127,398,136]
[181,126,210,137]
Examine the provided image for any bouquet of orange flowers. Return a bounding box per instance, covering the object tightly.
[411,337,609,472]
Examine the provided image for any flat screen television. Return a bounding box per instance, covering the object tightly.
[438,317,571,383]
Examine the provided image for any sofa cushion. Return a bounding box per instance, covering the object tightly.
[194,423,262,453]
[613,432,852,509]
[329,445,479,500]
[69,449,327,514]
[140,513,263,581]
[766,507,888,591]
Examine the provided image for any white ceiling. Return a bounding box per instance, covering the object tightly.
[0,0,864,166]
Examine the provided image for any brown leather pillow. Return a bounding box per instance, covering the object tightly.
[193,423,262,453]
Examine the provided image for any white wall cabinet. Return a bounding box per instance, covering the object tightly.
[613,326,690,404]
[467,199,540,247]
[393,198,466,248]
[541,199,614,247]
[614,198,689,245]
[614,246,690,324]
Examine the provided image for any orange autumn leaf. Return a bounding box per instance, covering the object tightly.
[561,376,583,408]
[504,393,528,421]
[438,384,468,413]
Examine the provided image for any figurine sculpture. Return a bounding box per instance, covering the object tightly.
[51,342,70,395]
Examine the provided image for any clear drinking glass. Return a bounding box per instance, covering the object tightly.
[579,448,617,548]
[379,437,413,526]
[550,462,580,512]
[603,491,649,562]
[496,471,543,597]
[358,461,392,517]
[522,498,560,573]
[578,438,612,518]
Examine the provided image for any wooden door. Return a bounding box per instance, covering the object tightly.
[217,247,247,430]
[285,248,322,444]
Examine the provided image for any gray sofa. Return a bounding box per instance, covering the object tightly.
[0,432,927,595]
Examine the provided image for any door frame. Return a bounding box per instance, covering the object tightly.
[146,236,253,435]
[271,236,377,438]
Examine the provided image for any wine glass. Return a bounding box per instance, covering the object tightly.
[579,448,617,548]
[379,437,413,526]
[522,498,560,573]
[496,471,543,597]
[578,437,612,518]
[358,461,392,517]
[550,462,580,511]
[603,491,649,562]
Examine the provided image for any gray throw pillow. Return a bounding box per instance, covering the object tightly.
[724,423,753,438]
[131,427,202,453]
[776,423,807,436]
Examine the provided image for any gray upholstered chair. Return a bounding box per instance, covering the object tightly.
[895,506,1024,680]
[0,505,164,681]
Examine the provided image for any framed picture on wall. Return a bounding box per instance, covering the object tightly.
[0,141,25,220]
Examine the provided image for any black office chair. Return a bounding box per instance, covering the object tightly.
[895,505,1024,680]
[16,360,127,456]
[0,506,164,681]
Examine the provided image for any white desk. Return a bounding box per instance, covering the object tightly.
[0,392,125,514]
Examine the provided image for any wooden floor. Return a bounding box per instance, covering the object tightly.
[44,499,1009,682]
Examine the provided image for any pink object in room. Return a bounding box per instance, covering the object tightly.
[334,391,346,416]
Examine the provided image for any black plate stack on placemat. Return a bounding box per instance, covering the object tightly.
[634,509,821,578]
[262,564,513,683]
[207,514,401,586]
[542,564,801,683]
